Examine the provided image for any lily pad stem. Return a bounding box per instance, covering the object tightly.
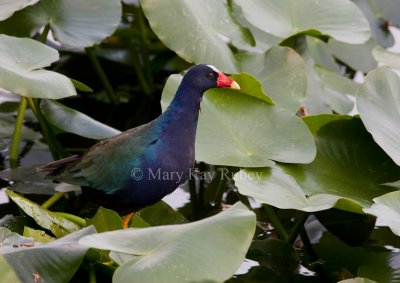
[263,204,288,241]
[136,7,154,89]
[213,177,226,205]
[288,212,309,245]
[40,24,51,44]
[127,40,153,96]
[188,178,198,219]
[89,265,97,283]
[41,192,65,209]
[9,98,27,168]
[53,211,86,227]
[27,98,68,159]
[86,47,119,105]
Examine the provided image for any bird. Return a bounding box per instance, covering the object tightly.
[37,64,240,227]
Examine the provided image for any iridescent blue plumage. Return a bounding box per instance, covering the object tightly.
[38,65,239,215]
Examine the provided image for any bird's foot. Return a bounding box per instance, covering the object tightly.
[122,212,134,229]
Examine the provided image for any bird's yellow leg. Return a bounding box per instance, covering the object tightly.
[122,213,134,229]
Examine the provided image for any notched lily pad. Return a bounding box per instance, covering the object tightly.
[0,226,96,283]
[162,72,316,167]
[80,202,256,283]
[235,115,400,213]
[40,99,121,140]
[234,0,370,44]
[0,35,76,99]
[5,190,81,238]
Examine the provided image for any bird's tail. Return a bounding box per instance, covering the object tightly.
[36,154,82,175]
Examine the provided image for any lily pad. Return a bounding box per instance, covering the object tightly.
[352,0,394,47]
[137,201,187,226]
[315,65,358,114]
[372,46,400,69]
[338,279,378,283]
[238,46,307,112]
[327,38,377,73]
[315,66,359,97]
[0,35,76,99]
[247,239,300,276]
[0,0,122,48]
[0,0,38,21]
[357,67,400,165]
[313,230,398,283]
[161,72,316,167]
[80,202,256,283]
[234,0,370,44]
[363,191,400,237]
[0,166,57,195]
[140,0,248,72]
[0,226,95,283]
[0,257,20,283]
[235,115,400,213]
[5,190,81,237]
[295,37,356,114]
[40,99,121,140]
[23,226,55,243]
[306,36,340,72]
[86,207,122,232]
[295,38,333,114]
[358,252,400,283]
[358,0,400,27]
[232,3,281,53]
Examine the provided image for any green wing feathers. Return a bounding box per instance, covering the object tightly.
[38,120,161,193]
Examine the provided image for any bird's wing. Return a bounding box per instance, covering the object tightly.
[39,119,162,193]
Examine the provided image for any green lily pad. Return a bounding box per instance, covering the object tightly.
[0,226,95,283]
[161,72,316,167]
[0,112,44,146]
[0,35,76,99]
[0,0,122,48]
[234,0,370,44]
[363,191,400,237]
[338,279,378,283]
[232,3,281,53]
[238,46,307,112]
[306,36,340,72]
[235,115,400,213]
[315,65,358,114]
[6,190,81,238]
[315,209,376,246]
[23,226,55,243]
[327,38,377,73]
[358,0,400,27]
[358,252,400,283]
[86,207,122,232]
[247,239,300,276]
[294,37,357,115]
[314,229,400,282]
[137,201,187,226]
[372,46,400,69]
[229,73,274,104]
[357,67,400,165]
[295,38,332,114]
[315,65,359,97]
[40,99,121,140]
[79,202,256,283]
[0,0,38,21]
[140,0,248,72]
[352,0,394,47]
[0,257,20,283]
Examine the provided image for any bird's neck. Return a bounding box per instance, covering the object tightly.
[160,84,203,146]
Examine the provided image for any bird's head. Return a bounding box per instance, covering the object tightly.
[183,64,240,92]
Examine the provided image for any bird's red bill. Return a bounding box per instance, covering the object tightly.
[217,71,240,89]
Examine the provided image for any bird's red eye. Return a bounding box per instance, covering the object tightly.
[207,72,215,79]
